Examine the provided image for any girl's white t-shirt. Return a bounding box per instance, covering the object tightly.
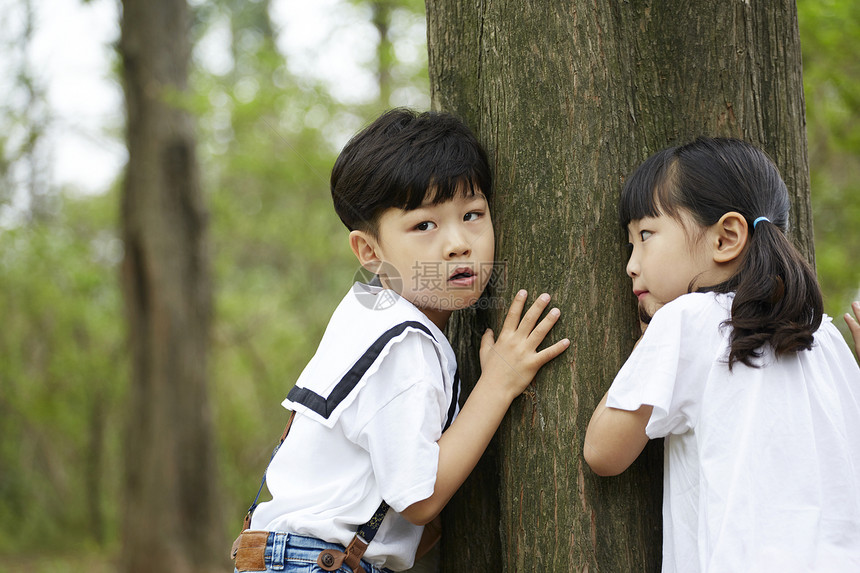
[250,283,459,571]
[607,292,860,573]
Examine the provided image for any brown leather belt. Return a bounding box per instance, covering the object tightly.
[232,531,268,572]
[232,530,371,573]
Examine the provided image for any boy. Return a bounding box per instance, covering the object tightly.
[232,109,569,573]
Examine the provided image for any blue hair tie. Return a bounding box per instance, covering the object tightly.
[753,216,770,229]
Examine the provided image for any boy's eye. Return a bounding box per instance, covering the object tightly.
[415,221,436,231]
[639,230,653,241]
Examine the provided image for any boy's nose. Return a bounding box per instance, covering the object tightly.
[445,230,471,258]
[447,243,471,258]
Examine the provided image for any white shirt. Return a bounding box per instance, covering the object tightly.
[251,283,459,571]
[607,292,860,573]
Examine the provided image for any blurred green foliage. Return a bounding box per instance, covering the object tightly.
[0,0,855,567]
[798,0,860,330]
[0,0,428,562]
[0,188,125,552]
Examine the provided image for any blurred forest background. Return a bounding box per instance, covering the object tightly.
[0,0,857,570]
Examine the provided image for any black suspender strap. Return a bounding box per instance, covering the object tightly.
[242,410,295,530]
[239,409,389,573]
[241,412,390,536]
[443,368,459,431]
[239,320,453,572]
[356,500,390,543]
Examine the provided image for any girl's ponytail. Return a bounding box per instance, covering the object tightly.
[621,137,825,370]
[713,218,823,369]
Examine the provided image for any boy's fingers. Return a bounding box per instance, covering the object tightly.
[501,290,528,333]
[478,328,495,361]
[480,328,495,346]
[518,293,552,332]
[535,338,571,365]
[526,307,561,346]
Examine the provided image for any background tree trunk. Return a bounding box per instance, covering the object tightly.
[427,1,812,571]
[371,0,395,106]
[119,0,222,571]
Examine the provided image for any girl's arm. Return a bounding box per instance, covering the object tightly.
[400,290,569,525]
[583,327,652,476]
[844,301,860,361]
[583,392,652,476]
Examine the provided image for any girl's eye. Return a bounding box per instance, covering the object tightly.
[639,230,653,241]
[415,221,436,231]
[464,211,482,222]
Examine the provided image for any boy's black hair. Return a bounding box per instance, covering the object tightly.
[619,137,823,369]
[330,108,492,237]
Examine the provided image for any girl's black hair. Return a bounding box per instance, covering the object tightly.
[619,137,823,369]
[330,108,492,237]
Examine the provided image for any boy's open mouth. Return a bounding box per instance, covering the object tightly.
[448,267,476,286]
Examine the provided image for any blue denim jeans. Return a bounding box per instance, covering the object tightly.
[233,532,393,573]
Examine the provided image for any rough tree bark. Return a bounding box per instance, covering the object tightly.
[119,0,222,571]
[427,1,812,571]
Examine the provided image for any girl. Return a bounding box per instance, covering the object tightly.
[584,137,860,572]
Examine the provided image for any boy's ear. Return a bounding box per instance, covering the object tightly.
[710,211,748,264]
[349,230,383,273]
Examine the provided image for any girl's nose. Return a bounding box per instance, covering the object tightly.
[626,251,639,278]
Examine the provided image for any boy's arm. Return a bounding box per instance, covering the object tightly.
[582,392,651,476]
[399,290,569,526]
[844,301,860,361]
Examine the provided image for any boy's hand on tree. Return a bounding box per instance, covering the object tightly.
[406,291,567,526]
[479,290,569,400]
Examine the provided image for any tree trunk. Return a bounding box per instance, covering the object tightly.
[119,0,222,571]
[427,1,811,571]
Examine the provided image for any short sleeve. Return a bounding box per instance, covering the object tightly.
[606,293,727,439]
[341,332,449,512]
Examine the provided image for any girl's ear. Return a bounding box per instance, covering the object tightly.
[711,211,749,264]
[349,230,384,273]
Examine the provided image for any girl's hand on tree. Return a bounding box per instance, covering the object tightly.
[479,290,569,400]
[844,301,860,361]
